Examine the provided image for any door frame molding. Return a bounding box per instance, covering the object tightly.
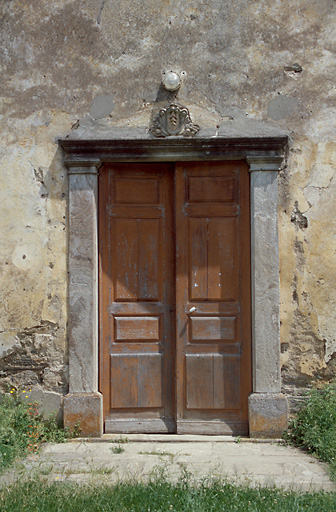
[60,136,288,437]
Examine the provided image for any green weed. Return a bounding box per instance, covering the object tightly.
[62,465,114,476]
[91,466,114,475]
[110,445,125,454]
[139,450,175,462]
[110,436,129,444]
[285,381,336,477]
[0,389,80,473]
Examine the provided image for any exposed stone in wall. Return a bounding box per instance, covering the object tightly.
[1,0,335,408]
[0,321,67,393]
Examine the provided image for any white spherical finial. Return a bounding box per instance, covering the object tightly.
[162,70,181,91]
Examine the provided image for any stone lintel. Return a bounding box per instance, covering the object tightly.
[249,393,288,438]
[60,137,288,164]
[64,392,103,437]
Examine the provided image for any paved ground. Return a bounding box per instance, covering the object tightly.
[1,435,334,492]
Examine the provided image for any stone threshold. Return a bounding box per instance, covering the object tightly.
[68,434,284,444]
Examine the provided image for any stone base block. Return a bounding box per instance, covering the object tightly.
[249,393,288,438]
[27,387,63,423]
[64,392,103,437]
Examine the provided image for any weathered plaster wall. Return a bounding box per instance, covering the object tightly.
[279,140,336,409]
[1,0,335,410]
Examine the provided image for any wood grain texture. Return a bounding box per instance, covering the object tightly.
[110,353,163,408]
[185,354,241,410]
[176,420,248,435]
[189,218,208,300]
[188,175,236,203]
[207,218,238,301]
[114,317,160,341]
[138,219,160,300]
[190,316,236,342]
[105,419,175,433]
[115,218,139,300]
[115,178,159,204]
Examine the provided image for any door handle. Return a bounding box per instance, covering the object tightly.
[189,307,196,314]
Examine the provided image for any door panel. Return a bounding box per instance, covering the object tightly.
[189,217,239,301]
[185,353,241,410]
[175,162,251,435]
[114,217,161,300]
[110,353,163,408]
[99,161,251,435]
[190,316,236,342]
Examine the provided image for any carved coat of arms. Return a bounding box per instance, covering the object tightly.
[150,103,200,138]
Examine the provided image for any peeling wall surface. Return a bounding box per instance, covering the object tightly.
[1,0,335,413]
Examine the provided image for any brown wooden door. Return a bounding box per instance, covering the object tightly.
[175,162,251,435]
[99,161,251,435]
[99,164,175,433]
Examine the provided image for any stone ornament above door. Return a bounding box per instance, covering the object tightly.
[150,103,200,137]
[59,135,289,438]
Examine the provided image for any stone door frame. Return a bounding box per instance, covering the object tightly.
[60,137,288,437]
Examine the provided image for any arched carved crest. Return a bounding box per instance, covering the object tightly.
[150,103,200,138]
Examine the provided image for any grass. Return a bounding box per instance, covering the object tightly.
[109,435,129,453]
[285,381,336,478]
[0,389,80,473]
[61,465,115,475]
[139,450,175,462]
[110,436,129,444]
[139,450,174,456]
[0,477,335,511]
[110,445,125,454]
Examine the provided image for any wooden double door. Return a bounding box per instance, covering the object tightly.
[99,161,251,435]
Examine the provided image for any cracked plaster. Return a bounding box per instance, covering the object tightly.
[1,0,336,413]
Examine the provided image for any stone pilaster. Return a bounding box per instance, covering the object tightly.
[63,165,103,436]
[247,156,288,437]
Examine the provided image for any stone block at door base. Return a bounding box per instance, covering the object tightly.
[64,392,103,437]
[249,393,288,438]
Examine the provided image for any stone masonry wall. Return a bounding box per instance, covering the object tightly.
[1,0,335,413]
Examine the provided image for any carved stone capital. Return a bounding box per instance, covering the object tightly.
[246,156,284,172]
[150,103,200,138]
[67,165,100,175]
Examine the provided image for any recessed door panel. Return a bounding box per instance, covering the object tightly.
[190,316,237,342]
[185,353,241,410]
[114,178,160,204]
[114,218,161,301]
[189,217,239,301]
[110,353,163,408]
[114,316,161,342]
